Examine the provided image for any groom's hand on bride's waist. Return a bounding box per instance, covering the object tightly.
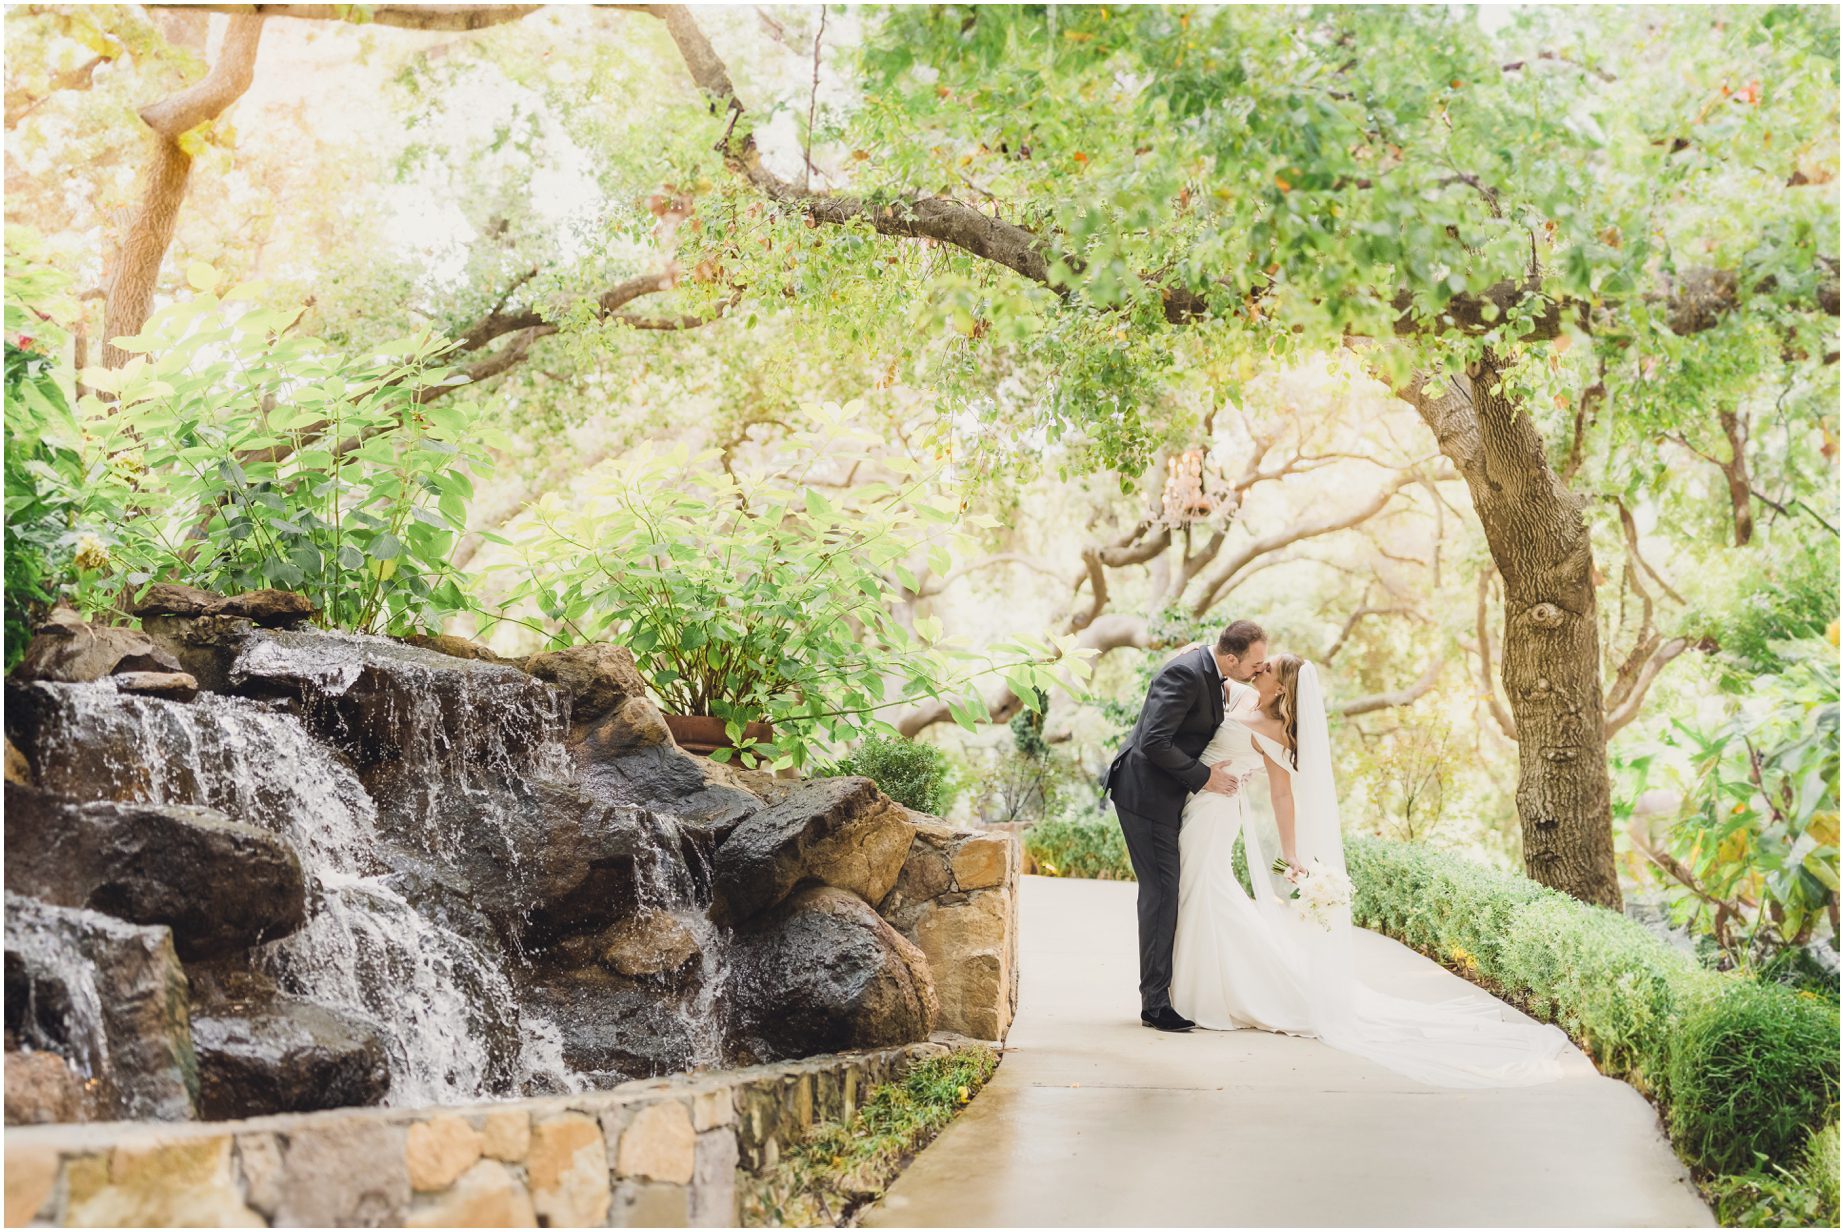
[1203,763,1242,796]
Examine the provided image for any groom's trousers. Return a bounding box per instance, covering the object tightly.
[1115,803,1181,1014]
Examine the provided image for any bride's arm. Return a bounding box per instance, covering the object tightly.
[1261,749,1300,867]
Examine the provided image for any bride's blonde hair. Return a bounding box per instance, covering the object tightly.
[1263,653,1304,770]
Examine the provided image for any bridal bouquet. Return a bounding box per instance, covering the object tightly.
[1271,857,1354,930]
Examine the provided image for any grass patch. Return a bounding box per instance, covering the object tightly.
[741,1046,1000,1227]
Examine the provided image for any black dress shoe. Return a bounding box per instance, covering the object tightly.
[1141,1006,1196,1032]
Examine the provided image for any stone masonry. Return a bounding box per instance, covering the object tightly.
[4,1037,993,1228]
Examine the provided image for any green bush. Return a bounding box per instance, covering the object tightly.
[831,735,956,815]
[1024,812,1134,879]
[1709,1124,1841,1228]
[1668,981,1841,1176]
[1345,834,1840,1225]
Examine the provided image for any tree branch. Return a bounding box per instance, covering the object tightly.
[1338,658,1445,717]
[1604,638,1689,737]
[102,15,265,368]
[1190,470,1422,615]
[154,5,547,31]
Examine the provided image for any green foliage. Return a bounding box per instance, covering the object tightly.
[81,276,493,633]
[1707,1123,1840,1228]
[3,238,92,669]
[507,402,1091,770]
[741,1046,1000,1227]
[1690,543,1840,677]
[1669,981,1841,1177]
[830,735,956,815]
[1024,811,1133,880]
[1346,835,1839,1224]
[1616,637,1840,970]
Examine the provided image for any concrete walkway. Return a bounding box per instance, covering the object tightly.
[865,876,1712,1228]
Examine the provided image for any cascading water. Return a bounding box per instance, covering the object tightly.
[628,808,731,1069]
[20,677,583,1105]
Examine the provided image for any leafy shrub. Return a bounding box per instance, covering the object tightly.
[4,234,116,667]
[508,406,1090,771]
[741,1046,999,1227]
[1023,811,1134,880]
[85,277,492,634]
[1345,835,1839,1224]
[1708,1124,1840,1228]
[1668,981,1841,1176]
[1616,638,1839,971]
[832,735,956,815]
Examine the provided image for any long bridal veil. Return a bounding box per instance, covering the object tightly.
[1252,662,1575,1088]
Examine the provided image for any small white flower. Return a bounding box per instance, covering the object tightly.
[72,533,110,571]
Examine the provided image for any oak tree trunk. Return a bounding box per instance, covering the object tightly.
[1404,360,1623,909]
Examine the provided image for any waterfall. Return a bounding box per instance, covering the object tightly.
[20,679,584,1105]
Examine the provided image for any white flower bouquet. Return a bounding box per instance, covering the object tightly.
[1271,857,1354,930]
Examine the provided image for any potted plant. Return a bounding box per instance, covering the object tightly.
[505,402,1090,770]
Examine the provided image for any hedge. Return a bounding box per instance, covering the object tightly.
[1345,835,1840,1225]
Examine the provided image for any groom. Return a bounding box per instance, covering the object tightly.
[1100,619,1270,1031]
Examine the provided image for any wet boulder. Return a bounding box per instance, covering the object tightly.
[728,885,938,1064]
[521,972,703,1084]
[4,784,307,960]
[191,999,389,1119]
[414,780,666,948]
[3,893,197,1121]
[710,777,915,923]
[227,630,568,823]
[136,613,257,694]
[574,704,762,838]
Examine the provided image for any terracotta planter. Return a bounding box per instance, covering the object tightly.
[663,714,774,758]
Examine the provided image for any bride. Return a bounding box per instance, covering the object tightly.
[1170,652,1574,1087]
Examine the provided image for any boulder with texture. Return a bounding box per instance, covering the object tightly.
[218,589,318,627]
[15,607,183,684]
[4,737,30,786]
[523,643,648,726]
[191,999,390,1119]
[710,777,914,923]
[575,738,761,838]
[521,973,703,1084]
[416,780,662,947]
[136,614,255,694]
[4,784,307,960]
[728,885,937,1063]
[598,910,703,979]
[4,1048,92,1125]
[131,584,227,619]
[3,893,197,1120]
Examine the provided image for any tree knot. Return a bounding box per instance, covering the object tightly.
[1527,602,1566,629]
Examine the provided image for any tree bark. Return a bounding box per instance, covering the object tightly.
[1717,409,1755,546]
[102,15,264,368]
[1400,362,1622,909]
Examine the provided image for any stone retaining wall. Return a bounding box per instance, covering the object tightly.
[880,819,1021,1042]
[4,1037,990,1228]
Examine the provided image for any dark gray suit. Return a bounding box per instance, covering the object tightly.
[1099,645,1223,1014]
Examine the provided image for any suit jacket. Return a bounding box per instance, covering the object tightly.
[1100,645,1224,822]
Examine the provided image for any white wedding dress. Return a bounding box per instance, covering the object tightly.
[1170,664,1573,1088]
